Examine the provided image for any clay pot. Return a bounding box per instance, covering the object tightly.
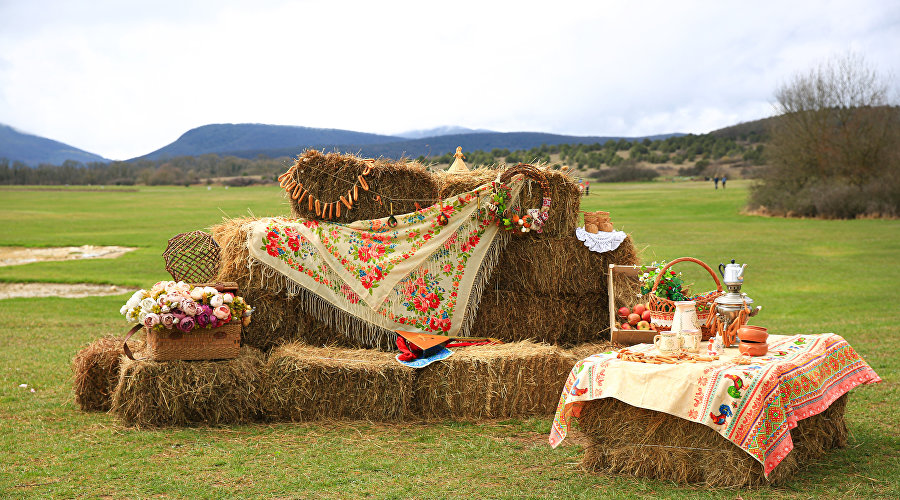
[738,325,768,343]
[585,223,599,233]
[738,340,768,356]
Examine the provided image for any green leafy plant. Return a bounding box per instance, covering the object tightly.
[640,261,691,301]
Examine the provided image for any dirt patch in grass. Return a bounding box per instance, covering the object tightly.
[0,245,136,267]
[0,283,138,299]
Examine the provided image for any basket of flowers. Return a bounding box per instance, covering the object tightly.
[120,280,253,361]
[640,257,723,338]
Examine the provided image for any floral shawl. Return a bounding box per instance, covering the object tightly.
[245,178,522,348]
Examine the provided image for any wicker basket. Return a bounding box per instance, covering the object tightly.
[648,257,723,339]
[124,322,241,361]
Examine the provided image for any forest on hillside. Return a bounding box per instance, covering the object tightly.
[0,130,766,186]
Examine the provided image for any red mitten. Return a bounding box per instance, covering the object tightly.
[396,336,422,361]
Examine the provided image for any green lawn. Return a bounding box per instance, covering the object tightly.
[0,181,897,498]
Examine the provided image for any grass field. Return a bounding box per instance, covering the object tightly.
[0,181,897,498]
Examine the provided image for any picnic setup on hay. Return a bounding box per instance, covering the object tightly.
[72,148,880,488]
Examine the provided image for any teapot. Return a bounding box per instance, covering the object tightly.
[718,259,747,284]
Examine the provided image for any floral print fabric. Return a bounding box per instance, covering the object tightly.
[247,180,519,340]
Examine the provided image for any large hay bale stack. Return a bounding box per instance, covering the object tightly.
[263,343,415,422]
[212,151,641,350]
[72,336,143,412]
[211,220,639,350]
[413,341,573,420]
[576,394,850,487]
[111,347,266,427]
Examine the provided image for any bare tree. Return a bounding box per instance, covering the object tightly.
[751,52,900,217]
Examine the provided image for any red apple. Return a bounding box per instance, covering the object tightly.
[641,310,652,322]
[633,304,646,316]
[637,320,651,330]
[620,322,632,330]
[627,313,641,325]
[617,306,631,318]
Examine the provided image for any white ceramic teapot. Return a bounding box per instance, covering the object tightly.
[718,259,747,284]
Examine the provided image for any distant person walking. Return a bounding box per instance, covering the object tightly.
[714,176,720,189]
[721,176,727,189]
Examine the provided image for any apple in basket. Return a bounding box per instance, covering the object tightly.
[618,306,631,318]
[641,310,652,322]
[627,313,641,326]
[620,322,633,330]
[636,320,651,330]
[633,303,646,316]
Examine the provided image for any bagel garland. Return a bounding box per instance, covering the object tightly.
[280,159,376,220]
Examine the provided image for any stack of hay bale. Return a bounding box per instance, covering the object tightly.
[73,149,637,427]
[212,149,641,351]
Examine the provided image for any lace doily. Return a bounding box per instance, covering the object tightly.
[575,227,627,253]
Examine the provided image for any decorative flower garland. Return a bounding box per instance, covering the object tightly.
[487,163,552,234]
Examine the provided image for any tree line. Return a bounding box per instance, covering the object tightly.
[0,154,293,186]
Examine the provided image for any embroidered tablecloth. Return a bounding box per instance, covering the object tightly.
[549,333,881,476]
[245,179,523,347]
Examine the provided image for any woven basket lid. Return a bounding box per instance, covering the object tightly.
[163,230,220,283]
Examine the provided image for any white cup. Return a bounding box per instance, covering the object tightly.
[654,331,682,354]
[679,329,702,353]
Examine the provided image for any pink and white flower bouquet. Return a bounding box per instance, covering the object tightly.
[120,280,253,333]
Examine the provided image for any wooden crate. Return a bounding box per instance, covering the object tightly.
[607,264,656,345]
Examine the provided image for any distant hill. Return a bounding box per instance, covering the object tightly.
[136,123,405,161]
[709,116,776,139]
[210,131,686,160]
[0,123,108,166]
[395,126,494,139]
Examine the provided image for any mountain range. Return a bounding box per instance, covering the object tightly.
[0,124,109,166]
[1,122,684,166]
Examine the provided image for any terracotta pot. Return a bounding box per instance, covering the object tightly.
[738,340,768,357]
[738,325,768,343]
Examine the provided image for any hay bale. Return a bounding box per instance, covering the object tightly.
[493,235,640,296]
[111,347,266,427]
[72,335,143,412]
[287,150,438,223]
[576,394,850,487]
[468,289,610,346]
[414,341,573,420]
[263,343,415,422]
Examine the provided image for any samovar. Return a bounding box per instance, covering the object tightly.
[714,260,761,345]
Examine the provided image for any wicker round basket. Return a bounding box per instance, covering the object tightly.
[648,257,724,338]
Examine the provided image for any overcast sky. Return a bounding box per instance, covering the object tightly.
[1,0,898,160]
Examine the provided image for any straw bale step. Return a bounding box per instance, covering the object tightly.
[263,343,416,422]
[413,341,573,420]
[110,347,267,427]
[72,335,143,412]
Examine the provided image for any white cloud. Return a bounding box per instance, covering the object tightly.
[0,0,898,160]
